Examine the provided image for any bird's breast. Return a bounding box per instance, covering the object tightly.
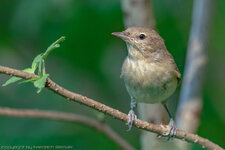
[121,57,177,103]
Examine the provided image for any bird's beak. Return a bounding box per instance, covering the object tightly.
[112,32,129,41]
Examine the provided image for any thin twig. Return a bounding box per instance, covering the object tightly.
[0,65,223,150]
[0,107,134,150]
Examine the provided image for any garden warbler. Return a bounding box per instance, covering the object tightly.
[112,27,181,136]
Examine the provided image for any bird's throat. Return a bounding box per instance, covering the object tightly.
[126,44,145,61]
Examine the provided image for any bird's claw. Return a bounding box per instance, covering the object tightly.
[164,119,176,140]
[127,109,137,131]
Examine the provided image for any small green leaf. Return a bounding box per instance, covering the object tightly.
[38,60,43,76]
[33,74,49,93]
[2,76,22,87]
[18,78,39,84]
[23,68,34,74]
[42,61,46,75]
[42,36,65,60]
[2,36,64,90]
[2,68,34,87]
[96,112,105,121]
[31,54,42,73]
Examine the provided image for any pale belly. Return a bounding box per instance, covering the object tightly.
[122,58,178,104]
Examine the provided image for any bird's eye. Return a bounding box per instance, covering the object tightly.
[139,34,145,39]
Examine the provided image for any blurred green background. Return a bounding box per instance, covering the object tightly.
[0,0,224,149]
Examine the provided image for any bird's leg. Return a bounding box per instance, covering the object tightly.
[127,99,137,131]
[162,103,176,139]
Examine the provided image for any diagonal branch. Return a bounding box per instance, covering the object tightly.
[0,65,223,150]
[0,107,134,150]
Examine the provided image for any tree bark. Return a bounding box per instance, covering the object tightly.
[175,0,214,149]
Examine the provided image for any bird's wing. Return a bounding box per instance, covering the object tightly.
[166,51,181,85]
[174,69,181,85]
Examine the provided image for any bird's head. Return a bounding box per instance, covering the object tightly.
[112,27,166,59]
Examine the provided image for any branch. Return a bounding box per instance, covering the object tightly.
[0,107,134,150]
[0,65,223,150]
[121,0,155,28]
[176,0,214,146]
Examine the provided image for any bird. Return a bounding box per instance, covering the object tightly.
[112,27,181,137]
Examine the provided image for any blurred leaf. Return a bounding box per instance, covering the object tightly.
[2,76,22,87]
[96,112,105,121]
[23,68,34,74]
[33,74,49,93]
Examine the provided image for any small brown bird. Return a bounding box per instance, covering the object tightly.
[112,27,181,136]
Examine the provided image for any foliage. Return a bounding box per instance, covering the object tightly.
[2,36,65,93]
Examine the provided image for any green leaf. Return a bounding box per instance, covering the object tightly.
[31,54,42,73]
[2,36,64,89]
[42,36,65,60]
[2,68,34,87]
[42,61,46,75]
[38,60,43,76]
[2,76,22,87]
[18,78,39,84]
[33,74,49,93]
[23,68,34,74]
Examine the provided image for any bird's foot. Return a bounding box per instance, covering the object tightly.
[127,109,137,131]
[164,119,176,140]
